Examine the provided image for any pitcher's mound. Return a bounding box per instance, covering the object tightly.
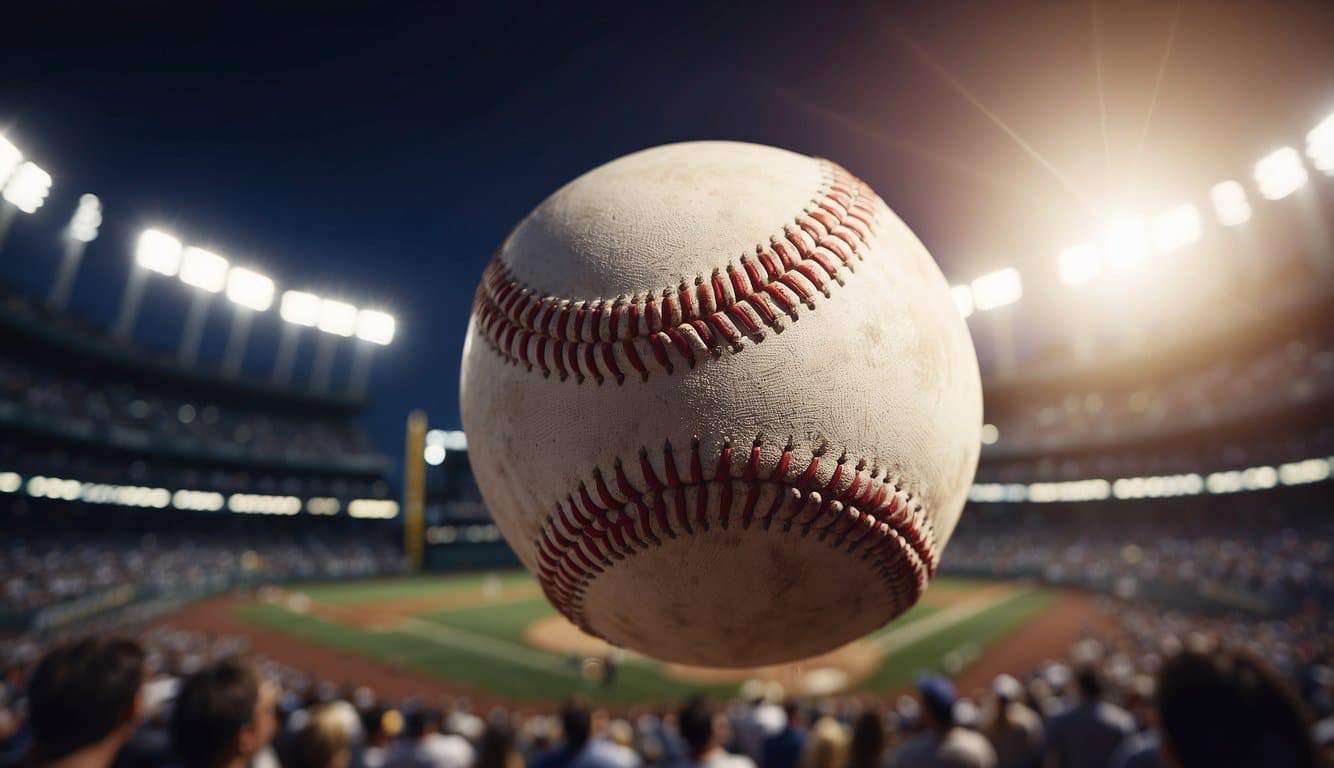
[525,616,882,695]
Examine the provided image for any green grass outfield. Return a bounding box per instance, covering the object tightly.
[233,572,1054,703]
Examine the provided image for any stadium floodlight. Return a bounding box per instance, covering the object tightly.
[317,298,358,336]
[280,290,321,326]
[177,247,228,364]
[1058,242,1100,285]
[225,267,275,311]
[1210,180,1252,227]
[1100,216,1149,270]
[1254,146,1308,200]
[1150,204,1202,252]
[48,194,104,311]
[950,285,973,319]
[1308,111,1334,175]
[136,229,184,274]
[356,309,396,345]
[2,161,52,214]
[310,298,357,393]
[969,267,1022,311]
[0,136,21,188]
[222,266,274,375]
[68,194,102,243]
[179,247,228,293]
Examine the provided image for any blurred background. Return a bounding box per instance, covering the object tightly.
[0,1,1332,767]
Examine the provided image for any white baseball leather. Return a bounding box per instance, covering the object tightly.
[460,141,981,667]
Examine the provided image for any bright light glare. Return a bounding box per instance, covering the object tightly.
[356,309,396,345]
[317,298,358,336]
[280,290,321,326]
[225,267,275,311]
[424,444,446,466]
[180,247,229,293]
[1100,216,1149,270]
[1058,243,1100,285]
[970,268,1022,311]
[1210,180,1252,227]
[426,429,467,451]
[0,136,20,187]
[68,193,102,243]
[2,161,52,213]
[1308,111,1334,174]
[950,285,973,319]
[1150,204,1202,252]
[136,229,183,276]
[1254,147,1308,200]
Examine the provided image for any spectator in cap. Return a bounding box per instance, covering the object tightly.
[171,656,278,768]
[1155,648,1315,768]
[674,696,755,768]
[383,707,473,768]
[23,637,145,768]
[981,675,1042,768]
[889,676,996,768]
[761,701,806,768]
[1043,666,1134,768]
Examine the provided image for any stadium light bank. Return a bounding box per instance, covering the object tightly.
[0,134,51,252]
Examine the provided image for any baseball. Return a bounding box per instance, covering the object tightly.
[460,141,982,667]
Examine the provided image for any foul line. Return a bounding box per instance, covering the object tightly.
[870,588,1034,653]
[394,618,577,677]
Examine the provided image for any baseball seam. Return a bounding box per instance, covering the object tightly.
[472,161,882,384]
[532,436,938,638]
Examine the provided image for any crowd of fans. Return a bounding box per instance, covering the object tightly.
[0,593,1328,768]
[987,331,1334,455]
[944,503,1334,613]
[1,534,404,612]
[0,354,378,464]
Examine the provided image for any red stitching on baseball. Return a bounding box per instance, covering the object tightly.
[472,161,881,384]
[532,436,938,640]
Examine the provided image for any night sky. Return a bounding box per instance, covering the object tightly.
[2,1,1332,465]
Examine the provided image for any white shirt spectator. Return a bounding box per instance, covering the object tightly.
[574,738,643,768]
[385,732,475,768]
[890,727,997,768]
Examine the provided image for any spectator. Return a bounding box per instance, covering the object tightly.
[761,701,806,768]
[846,712,885,768]
[23,638,144,768]
[889,677,996,768]
[797,717,847,768]
[383,708,473,768]
[1156,648,1316,768]
[981,676,1042,768]
[356,707,401,768]
[676,697,755,768]
[171,656,278,768]
[1043,666,1134,768]
[574,717,641,768]
[286,704,351,768]
[533,698,592,768]
[476,718,523,768]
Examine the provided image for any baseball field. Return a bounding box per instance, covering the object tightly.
[169,572,1105,705]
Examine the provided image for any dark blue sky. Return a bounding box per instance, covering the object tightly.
[2,0,1332,460]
